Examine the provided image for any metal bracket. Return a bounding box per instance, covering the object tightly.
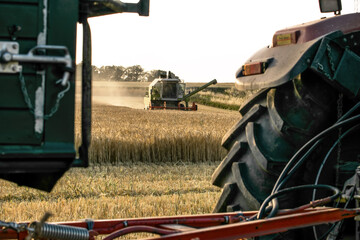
[0,42,72,86]
[353,167,360,240]
[0,42,21,73]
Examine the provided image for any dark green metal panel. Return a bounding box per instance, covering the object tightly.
[0,0,78,191]
[0,2,39,39]
[333,48,360,97]
[0,110,38,144]
[0,0,77,145]
[0,74,36,108]
[44,0,77,143]
[311,31,360,99]
[0,0,150,191]
[0,1,44,145]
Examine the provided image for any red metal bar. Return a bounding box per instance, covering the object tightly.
[59,211,257,233]
[143,208,359,240]
[1,208,357,240]
[149,102,197,111]
[0,211,256,239]
[149,106,197,110]
[103,226,179,240]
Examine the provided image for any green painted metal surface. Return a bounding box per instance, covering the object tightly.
[0,0,150,191]
[0,0,77,145]
[0,0,78,191]
[311,31,360,99]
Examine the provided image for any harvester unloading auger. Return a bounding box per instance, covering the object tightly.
[1,0,360,240]
[144,71,217,110]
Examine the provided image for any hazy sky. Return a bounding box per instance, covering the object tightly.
[77,0,357,82]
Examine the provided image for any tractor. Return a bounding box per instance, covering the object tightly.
[210,0,360,238]
[1,0,360,240]
[144,71,217,110]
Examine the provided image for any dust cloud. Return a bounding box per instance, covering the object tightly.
[76,81,147,109]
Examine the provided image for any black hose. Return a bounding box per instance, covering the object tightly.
[266,114,360,218]
[265,102,360,219]
[257,184,340,220]
[312,124,360,200]
[338,101,360,122]
[273,101,360,194]
[272,113,360,194]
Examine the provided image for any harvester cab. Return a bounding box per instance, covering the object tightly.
[144,71,217,110]
[144,71,186,110]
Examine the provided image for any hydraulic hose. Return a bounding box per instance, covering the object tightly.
[312,124,360,200]
[257,184,340,220]
[273,113,360,194]
[264,101,360,219]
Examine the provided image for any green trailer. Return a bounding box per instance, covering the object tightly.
[0,0,149,191]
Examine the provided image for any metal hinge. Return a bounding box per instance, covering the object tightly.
[0,42,72,86]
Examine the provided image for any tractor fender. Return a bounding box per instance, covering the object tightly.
[235,37,323,91]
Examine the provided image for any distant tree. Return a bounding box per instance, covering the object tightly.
[77,64,175,82]
[97,66,115,80]
[113,66,126,81]
[145,70,163,82]
[123,65,144,81]
[75,63,101,80]
[92,65,101,80]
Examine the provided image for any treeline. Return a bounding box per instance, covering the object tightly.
[76,64,164,82]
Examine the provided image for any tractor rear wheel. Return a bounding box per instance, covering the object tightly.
[212,70,340,212]
[212,70,360,238]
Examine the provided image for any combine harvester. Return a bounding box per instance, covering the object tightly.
[1,0,360,239]
[144,71,217,110]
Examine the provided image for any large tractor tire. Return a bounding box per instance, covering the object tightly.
[212,69,360,239]
[212,70,345,213]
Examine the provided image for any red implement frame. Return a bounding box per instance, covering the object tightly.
[1,207,358,240]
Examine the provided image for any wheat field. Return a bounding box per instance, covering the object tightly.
[0,163,221,222]
[0,104,240,222]
[81,103,239,164]
[0,82,243,238]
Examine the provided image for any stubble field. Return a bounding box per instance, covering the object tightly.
[0,81,244,237]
